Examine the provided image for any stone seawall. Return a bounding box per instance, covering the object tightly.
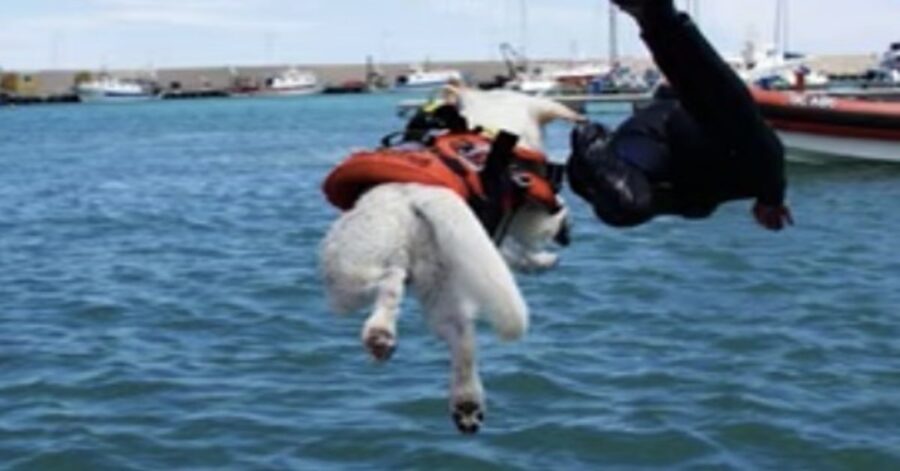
[9,55,882,96]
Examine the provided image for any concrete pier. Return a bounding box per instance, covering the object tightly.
[3,55,881,98]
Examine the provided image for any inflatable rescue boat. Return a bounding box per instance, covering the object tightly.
[752,88,900,163]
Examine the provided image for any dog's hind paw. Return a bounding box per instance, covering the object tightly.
[363,327,396,362]
[451,400,484,434]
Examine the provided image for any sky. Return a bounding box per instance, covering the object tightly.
[0,0,897,71]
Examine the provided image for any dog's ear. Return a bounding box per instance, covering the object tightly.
[532,98,587,125]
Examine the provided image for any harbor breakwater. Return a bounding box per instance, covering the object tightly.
[2,55,881,98]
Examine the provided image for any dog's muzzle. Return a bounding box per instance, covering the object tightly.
[554,218,571,247]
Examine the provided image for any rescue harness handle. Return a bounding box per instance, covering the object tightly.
[478,131,519,242]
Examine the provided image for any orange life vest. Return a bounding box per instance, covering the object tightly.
[322,131,561,216]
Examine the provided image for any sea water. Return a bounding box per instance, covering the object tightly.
[1,95,899,470]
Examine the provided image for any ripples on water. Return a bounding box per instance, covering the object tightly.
[1,96,899,470]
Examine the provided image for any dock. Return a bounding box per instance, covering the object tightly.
[161,89,230,100]
[396,93,653,116]
[0,93,79,106]
[814,87,900,101]
[395,87,900,116]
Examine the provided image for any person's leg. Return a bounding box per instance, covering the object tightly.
[630,6,785,206]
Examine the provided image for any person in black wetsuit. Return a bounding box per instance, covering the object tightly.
[568,0,793,231]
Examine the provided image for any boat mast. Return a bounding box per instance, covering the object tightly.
[782,0,790,54]
[608,1,619,66]
[774,0,789,56]
[519,0,529,59]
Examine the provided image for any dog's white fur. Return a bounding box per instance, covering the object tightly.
[442,85,583,152]
[320,86,582,433]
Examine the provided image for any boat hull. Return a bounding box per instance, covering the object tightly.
[394,69,463,93]
[754,88,900,163]
[778,131,900,163]
[77,91,158,103]
[254,85,322,97]
[393,81,454,93]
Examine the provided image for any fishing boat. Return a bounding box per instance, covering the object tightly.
[505,70,560,95]
[322,80,368,95]
[880,42,900,72]
[753,88,900,163]
[75,75,158,103]
[394,65,464,92]
[507,63,612,96]
[588,66,657,95]
[259,68,321,96]
[870,42,900,86]
[730,41,830,90]
[730,0,828,89]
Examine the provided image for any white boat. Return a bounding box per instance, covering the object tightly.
[733,43,829,89]
[75,76,158,103]
[546,63,611,83]
[506,72,560,95]
[507,63,612,96]
[394,65,464,92]
[731,1,829,90]
[589,65,656,94]
[881,42,900,71]
[871,42,900,85]
[260,68,321,96]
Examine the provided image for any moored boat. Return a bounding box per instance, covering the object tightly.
[258,68,321,96]
[507,63,612,96]
[394,65,464,92]
[322,80,368,95]
[753,88,900,163]
[75,75,158,103]
[880,42,900,73]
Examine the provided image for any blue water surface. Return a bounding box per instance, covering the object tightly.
[1,95,899,470]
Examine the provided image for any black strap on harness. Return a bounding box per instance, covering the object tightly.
[545,162,566,193]
[402,104,468,142]
[382,104,471,148]
[474,131,519,238]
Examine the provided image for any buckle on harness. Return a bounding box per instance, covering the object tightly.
[511,171,533,188]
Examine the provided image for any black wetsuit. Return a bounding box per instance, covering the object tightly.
[568,12,786,227]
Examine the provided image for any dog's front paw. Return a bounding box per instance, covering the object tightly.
[451,400,484,435]
[362,327,396,362]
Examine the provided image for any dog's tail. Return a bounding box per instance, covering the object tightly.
[410,186,529,341]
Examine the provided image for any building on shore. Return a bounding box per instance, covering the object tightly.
[1,72,42,97]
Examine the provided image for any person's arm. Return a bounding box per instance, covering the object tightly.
[612,0,791,230]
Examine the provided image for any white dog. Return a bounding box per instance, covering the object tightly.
[320,86,583,433]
